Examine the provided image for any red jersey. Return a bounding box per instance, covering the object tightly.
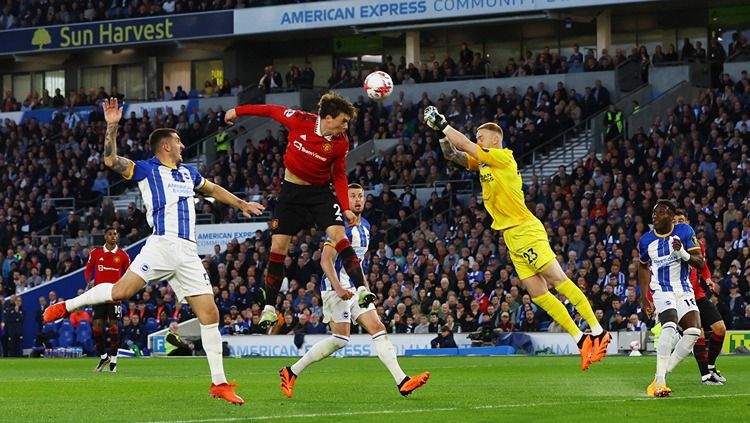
[689,240,711,300]
[235,104,351,211]
[85,245,130,285]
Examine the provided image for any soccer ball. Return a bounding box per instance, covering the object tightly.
[363,71,393,100]
[629,340,642,357]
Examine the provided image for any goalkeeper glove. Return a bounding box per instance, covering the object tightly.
[424,105,448,136]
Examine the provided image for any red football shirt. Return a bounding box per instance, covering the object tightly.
[235,104,351,211]
[85,245,130,285]
[689,240,711,300]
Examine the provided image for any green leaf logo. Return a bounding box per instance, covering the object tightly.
[32,28,52,50]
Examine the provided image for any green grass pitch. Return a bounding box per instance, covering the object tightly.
[0,355,747,422]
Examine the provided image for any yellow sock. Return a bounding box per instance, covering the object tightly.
[556,279,603,335]
[532,291,581,339]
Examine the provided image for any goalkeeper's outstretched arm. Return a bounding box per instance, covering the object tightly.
[438,137,470,168]
[424,106,479,161]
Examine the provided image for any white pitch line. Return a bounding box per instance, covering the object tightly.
[142,393,750,423]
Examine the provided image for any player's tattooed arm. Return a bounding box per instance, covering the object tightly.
[101,97,134,178]
[102,123,135,177]
[439,138,469,168]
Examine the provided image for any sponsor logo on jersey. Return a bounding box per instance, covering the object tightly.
[98,265,120,272]
[292,140,327,162]
[479,172,494,183]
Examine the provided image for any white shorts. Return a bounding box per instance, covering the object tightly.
[130,236,212,302]
[322,289,375,324]
[652,290,699,321]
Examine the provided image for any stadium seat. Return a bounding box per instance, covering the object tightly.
[75,320,94,353]
[145,317,159,334]
[44,323,59,348]
[57,320,74,348]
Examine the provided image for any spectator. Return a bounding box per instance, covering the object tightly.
[627,314,645,332]
[69,308,92,329]
[519,309,540,332]
[165,322,194,356]
[497,311,514,332]
[91,171,110,195]
[431,325,458,348]
[413,314,430,334]
[259,65,283,92]
[735,304,750,330]
[305,313,326,334]
[4,296,24,357]
[610,311,628,331]
[123,314,147,352]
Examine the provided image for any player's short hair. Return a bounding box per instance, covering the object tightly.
[318,92,357,120]
[348,183,363,190]
[477,122,504,140]
[104,226,117,234]
[674,208,688,218]
[149,128,178,152]
[655,199,676,214]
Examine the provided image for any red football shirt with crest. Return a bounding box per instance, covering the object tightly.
[234,104,351,211]
[85,245,130,286]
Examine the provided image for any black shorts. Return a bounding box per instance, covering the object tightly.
[92,303,123,322]
[271,181,344,235]
[697,296,723,330]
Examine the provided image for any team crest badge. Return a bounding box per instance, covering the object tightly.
[322,142,333,153]
[270,219,279,229]
[113,257,120,264]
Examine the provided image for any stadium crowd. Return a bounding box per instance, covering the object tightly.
[300,38,741,90]
[3,60,750,357]
[3,79,244,112]
[0,0,321,30]
[0,90,234,296]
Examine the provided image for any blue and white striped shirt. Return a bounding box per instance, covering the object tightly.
[321,217,370,291]
[127,157,205,242]
[638,223,699,294]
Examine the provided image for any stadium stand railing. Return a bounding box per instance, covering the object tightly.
[520,83,650,180]
[624,80,703,139]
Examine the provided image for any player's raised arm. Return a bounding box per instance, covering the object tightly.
[424,105,479,160]
[102,98,136,178]
[197,179,265,218]
[321,243,353,300]
[224,104,292,126]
